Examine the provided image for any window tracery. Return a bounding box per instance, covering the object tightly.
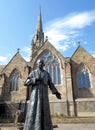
[35,50,61,85]
[9,69,20,91]
[77,64,91,88]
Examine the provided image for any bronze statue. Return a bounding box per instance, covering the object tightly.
[23,59,61,130]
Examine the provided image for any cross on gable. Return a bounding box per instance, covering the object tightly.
[17,48,20,53]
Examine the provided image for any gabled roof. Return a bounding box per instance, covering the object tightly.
[1,51,27,73]
[71,45,94,59]
[44,40,65,57]
[30,40,65,67]
[38,40,64,58]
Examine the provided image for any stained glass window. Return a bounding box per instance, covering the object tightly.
[77,64,90,88]
[35,50,61,85]
[9,69,20,91]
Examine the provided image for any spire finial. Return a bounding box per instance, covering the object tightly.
[45,36,48,41]
[17,48,20,53]
[40,5,41,14]
[78,41,80,46]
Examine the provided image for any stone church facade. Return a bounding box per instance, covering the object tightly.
[0,11,95,121]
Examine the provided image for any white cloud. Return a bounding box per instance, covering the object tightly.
[22,46,30,53]
[91,51,95,57]
[23,56,30,62]
[0,56,7,62]
[0,53,13,65]
[92,54,95,57]
[0,56,8,64]
[22,46,31,61]
[44,10,95,52]
[83,41,88,45]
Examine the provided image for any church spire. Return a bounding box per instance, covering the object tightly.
[34,8,44,44]
[30,9,44,60]
[36,8,43,34]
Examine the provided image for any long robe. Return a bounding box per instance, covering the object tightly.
[23,69,58,130]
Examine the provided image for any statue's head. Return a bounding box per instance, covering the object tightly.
[37,59,45,69]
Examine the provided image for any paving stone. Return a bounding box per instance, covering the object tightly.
[1,123,95,130]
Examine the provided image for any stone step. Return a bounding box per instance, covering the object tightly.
[52,117,95,123]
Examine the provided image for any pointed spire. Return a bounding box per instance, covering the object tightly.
[36,8,43,33]
[34,8,44,44]
[30,8,44,60]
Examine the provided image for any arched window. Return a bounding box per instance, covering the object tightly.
[9,69,20,91]
[35,50,61,85]
[77,64,91,88]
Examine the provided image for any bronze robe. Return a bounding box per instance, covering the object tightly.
[23,69,58,130]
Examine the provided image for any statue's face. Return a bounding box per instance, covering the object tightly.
[37,60,45,69]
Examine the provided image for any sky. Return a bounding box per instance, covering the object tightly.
[0,0,95,65]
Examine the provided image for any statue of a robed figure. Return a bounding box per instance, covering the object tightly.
[23,59,61,130]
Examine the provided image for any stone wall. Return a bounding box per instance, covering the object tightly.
[0,53,28,102]
[75,98,95,117]
[50,102,68,116]
[0,74,4,100]
[71,46,95,99]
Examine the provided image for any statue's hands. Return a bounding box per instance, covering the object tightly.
[24,78,32,86]
[55,92,61,99]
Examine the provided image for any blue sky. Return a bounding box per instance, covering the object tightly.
[0,0,95,65]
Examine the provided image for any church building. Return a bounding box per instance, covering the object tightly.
[0,10,95,122]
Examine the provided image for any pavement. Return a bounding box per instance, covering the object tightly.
[0,123,95,130]
[53,124,95,130]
